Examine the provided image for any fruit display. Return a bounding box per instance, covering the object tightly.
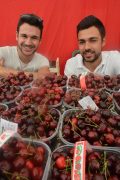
[15,86,64,107]
[63,88,113,110]
[68,73,120,91]
[50,145,120,180]
[59,109,120,146]
[0,71,33,88]
[32,73,67,88]
[0,136,51,180]
[0,85,22,105]
[1,104,61,146]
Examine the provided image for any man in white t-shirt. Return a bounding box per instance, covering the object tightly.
[0,14,50,79]
[64,15,120,78]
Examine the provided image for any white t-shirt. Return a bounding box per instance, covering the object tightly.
[0,46,49,72]
[64,51,120,77]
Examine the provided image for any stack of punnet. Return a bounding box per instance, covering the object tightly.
[0,131,51,180]
[50,141,120,180]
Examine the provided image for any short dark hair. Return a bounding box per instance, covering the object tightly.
[17,13,43,39]
[77,15,106,39]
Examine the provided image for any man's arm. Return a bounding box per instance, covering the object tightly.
[31,66,50,79]
[0,59,50,79]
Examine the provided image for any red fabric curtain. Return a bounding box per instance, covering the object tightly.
[0,0,120,74]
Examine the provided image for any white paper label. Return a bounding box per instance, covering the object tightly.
[0,118,18,134]
[0,130,15,147]
[78,96,98,111]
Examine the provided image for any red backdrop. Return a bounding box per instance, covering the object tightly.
[0,0,120,74]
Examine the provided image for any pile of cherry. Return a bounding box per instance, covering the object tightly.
[0,72,33,104]
[61,108,120,146]
[0,137,49,180]
[1,103,60,140]
[32,73,67,88]
[68,73,120,90]
[16,86,64,107]
[0,71,33,87]
[51,146,120,180]
[64,88,113,109]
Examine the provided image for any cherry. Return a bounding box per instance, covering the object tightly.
[104,133,115,144]
[55,156,66,170]
[89,159,100,172]
[52,167,60,178]
[20,167,30,178]
[13,157,25,170]
[0,160,11,171]
[3,147,15,160]
[26,160,34,170]
[32,167,43,180]
[34,152,44,165]
[92,174,105,180]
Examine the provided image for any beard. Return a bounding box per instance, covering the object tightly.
[82,49,101,63]
[18,43,37,57]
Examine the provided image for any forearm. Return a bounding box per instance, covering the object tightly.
[0,66,18,77]
[33,67,50,79]
[0,66,50,80]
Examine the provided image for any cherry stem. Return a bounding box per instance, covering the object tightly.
[86,117,99,128]
[69,120,81,133]
[3,171,29,180]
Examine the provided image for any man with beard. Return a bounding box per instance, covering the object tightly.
[0,14,50,79]
[64,15,120,78]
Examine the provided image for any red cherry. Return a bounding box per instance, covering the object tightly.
[71,117,78,125]
[55,156,66,170]
[26,160,34,170]
[32,167,43,180]
[36,147,45,155]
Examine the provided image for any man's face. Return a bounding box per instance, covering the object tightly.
[16,23,41,58]
[78,26,105,63]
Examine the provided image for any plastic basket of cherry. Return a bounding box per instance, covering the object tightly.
[104,75,120,93]
[0,71,33,90]
[15,86,64,108]
[63,88,114,110]
[1,103,61,150]
[0,132,51,180]
[0,83,22,107]
[59,108,120,147]
[67,73,105,89]
[32,73,67,92]
[49,143,120,180]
